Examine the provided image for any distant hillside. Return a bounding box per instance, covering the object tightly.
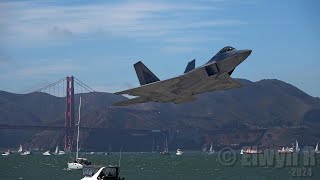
[0,79,319,151]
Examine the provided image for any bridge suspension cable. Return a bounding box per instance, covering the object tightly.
[32,77,66,94]
[31,76,95,97]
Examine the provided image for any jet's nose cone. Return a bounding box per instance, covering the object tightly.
[244,49,252,56]
[241,49,252,59]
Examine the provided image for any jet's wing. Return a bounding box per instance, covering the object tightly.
[113,97,150,106]
[115,77,180,97]
[173,96,197,104]
[193,73,242,94]
[216,73,242,89]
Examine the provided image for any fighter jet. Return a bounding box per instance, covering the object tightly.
[114,46,252,106]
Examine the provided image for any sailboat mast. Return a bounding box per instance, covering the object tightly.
[76,97,82,159]
[165,137,168,151]
[152,138,154,152]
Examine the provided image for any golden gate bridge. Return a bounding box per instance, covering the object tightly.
[0,76,170,151]
[0,76,267,151]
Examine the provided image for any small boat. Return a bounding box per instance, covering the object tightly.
[176,149,183,156]
[160,150,170,155]
[1,150,11,156]
[208,142,214,155]
[18,145,23,153]
[21,150,31,156]
[240,149,244,155]
[59,150,66,155]
[278,147,294,153]
[81,165,125,180]
[69,157,92,170]
[67,97,91,170]
[202,146,207,152]
[43,150,51,156]
[240,148,262,154]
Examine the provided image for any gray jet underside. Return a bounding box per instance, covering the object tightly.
[114,46,252,106]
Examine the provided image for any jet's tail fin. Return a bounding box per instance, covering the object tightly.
[134,61,160,86]
[184,59,195,73]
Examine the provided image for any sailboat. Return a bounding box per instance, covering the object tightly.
[67,97,91,170]
[105,144,112,155]
[54,145,59,155]
[315,142,319,153]
[295,140,300,153]
[21,150,31,156]
[54,145,66,155]
[151,138,156,153]
[18,145,23,153]
[160,137,169,155]
[208,142,214,155]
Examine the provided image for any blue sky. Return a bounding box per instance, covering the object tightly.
[0,0,319,97]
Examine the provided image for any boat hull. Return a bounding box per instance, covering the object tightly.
[43,151,51,156]
[67,162,83,170]
[58,151,66,155]
[176,151,183,155]
[21,151,31,156]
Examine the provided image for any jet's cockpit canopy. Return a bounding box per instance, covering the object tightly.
[218,46,235,54]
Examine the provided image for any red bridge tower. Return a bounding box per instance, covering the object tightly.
[65,76,75,151]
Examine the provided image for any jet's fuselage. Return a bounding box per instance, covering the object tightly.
[114,46,252,106]
[183,47,251,79]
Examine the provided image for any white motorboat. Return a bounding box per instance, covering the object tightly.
[67,97,91,170]
[43,150,51,156]
[21,150,31,156]
[1,150,11,156]
[176,149,183,156]
[81,165,124,180]
[68,157,91,170]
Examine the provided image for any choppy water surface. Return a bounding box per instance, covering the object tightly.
[0,152,319,180]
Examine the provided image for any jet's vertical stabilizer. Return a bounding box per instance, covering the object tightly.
[134,61,160,85]
[184,59,196,73]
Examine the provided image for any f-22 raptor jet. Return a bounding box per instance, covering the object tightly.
[114,46,252,106]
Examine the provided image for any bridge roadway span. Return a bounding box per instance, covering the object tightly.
[0,124,266,135]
